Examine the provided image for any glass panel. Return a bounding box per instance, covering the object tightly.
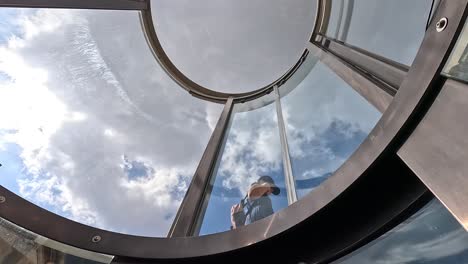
[198,94,288,236]
[442,19,468,83]
[151,0,317,93]
[325,0,353,40]
[0,217,112,263]
[326,0,433,65]
[280,60,381,199]
[334,199,468,263]
[0,8,222,237]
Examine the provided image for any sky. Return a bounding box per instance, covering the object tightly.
[0,0,432,238]
[151,0,317,92]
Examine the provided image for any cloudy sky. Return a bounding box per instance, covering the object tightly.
[0,8,224,237]
[152,0,316,92]
[0,0,433,238]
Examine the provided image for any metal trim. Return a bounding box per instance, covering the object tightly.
[321,36,409,90]
[274,86,298,205]
[0,0,148,10]
[168,98,234,237]
[309,43,394,113]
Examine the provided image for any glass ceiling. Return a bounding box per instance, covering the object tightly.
[0,8,222,237]
[151,0,317,93]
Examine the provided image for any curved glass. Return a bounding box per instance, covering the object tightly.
[326,0,433,65]
[198,94,288,236]
[0,217,112,263]
[151,0,317,93]
[280,60,381,199]
[334,199,468,263]
[0,8,222,237]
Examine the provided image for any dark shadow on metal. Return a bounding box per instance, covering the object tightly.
[319,36,409,91]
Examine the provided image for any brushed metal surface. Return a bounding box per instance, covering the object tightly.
[309,44,394,113]
[398,79,468,230]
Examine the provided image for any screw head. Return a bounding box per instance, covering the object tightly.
[436,17,448,32]
[0,196,6,203]
[91,235,101,243]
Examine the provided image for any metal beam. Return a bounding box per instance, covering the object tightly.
[168,98,234,237]
[309,43,394,113]
[0,0,148,10]
[398,79,468,230]
[274,86,298,205]
[321,37,409,90]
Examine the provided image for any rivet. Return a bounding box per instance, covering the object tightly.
[91,235,101,243]
[436,17,448,32]
[0,196,6,203]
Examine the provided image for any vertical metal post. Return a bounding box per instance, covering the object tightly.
[274,86,298,205]
[168,98,234,237]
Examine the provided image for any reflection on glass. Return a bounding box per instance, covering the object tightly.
[442,19,468,82]
[280,61,381,199]
[326,0,433,65]
[326,0,353,40]
[0,217,112,263]
[0,8,222,237]
[199,97,288,236]
[151,0,317,93]
[334,199,468,263]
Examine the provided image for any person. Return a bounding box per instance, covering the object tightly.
[230,175,280,229]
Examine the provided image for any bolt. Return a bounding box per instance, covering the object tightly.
[436,17,448,32]
[91,235,101,243]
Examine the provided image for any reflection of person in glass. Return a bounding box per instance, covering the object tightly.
[230,176,280,229]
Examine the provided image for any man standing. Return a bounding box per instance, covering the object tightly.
[230,176,280,229]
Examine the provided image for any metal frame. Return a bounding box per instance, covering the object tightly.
[168,98,234,237]
[0,0,148,10]
[0,0,466,262]
[274,86,298,205]
[310,42,394,113]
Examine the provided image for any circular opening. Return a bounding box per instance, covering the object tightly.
[150,0,317,93]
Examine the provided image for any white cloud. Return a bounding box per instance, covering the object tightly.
[0,9,221,237]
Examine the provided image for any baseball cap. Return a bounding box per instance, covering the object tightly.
[256,175,280,195]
